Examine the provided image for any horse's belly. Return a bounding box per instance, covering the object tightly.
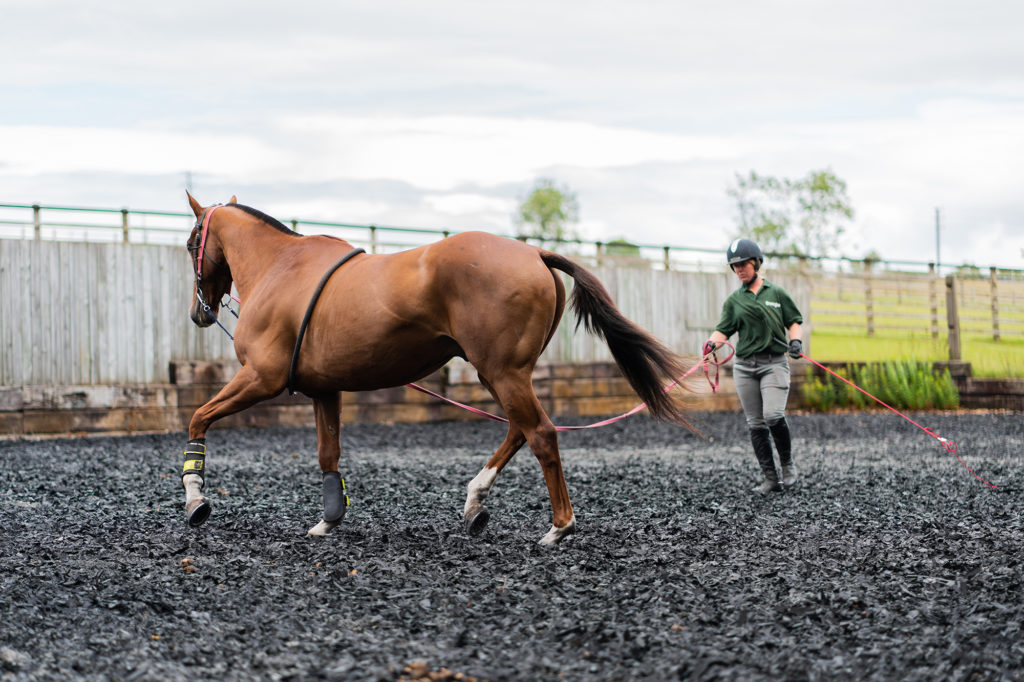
[303,332,461,393]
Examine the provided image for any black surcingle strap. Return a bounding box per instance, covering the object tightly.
[182,438,207,486]
[288,248,365,395]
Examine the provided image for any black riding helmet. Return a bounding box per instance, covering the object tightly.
[726,238,763,271]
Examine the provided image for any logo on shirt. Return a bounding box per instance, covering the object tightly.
[764,301,781,308]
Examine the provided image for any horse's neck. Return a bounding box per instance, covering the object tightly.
[220,221,297,299]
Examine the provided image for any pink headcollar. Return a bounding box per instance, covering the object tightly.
[195,205,222,278]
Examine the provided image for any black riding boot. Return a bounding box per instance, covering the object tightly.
[769,418,798,487]
[750,427,782,494]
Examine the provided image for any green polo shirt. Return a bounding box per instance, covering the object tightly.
[715,278,803,358]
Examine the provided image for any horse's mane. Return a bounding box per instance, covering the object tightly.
[233,204,299,236]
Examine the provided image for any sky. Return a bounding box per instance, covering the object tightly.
[2,0,1023,269]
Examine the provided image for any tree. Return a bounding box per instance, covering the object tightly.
[603,238,645,266]
[956,263,982,278]
[862,248,883,272]
[515,178,580,246]
[727,168,854,258]
[605,238,641,257]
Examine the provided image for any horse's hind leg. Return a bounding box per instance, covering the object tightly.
[464,422,526,536]
[308,393,348,537]
[490,373,575,545]
[529,421,576,545]
[463,373,527,535]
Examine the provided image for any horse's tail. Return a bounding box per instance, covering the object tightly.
[540,251,694,426]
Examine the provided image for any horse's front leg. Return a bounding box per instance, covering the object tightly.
[307,392,348,536]
[181,365,279,527]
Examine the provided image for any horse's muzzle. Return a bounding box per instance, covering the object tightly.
[190,301,218,328]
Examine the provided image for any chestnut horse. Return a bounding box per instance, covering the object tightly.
[180,194,692,544]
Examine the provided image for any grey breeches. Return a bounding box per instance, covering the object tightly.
[733,352,790,429]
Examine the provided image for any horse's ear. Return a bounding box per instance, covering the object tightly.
[186,191,203,218]
[228,195,238,205]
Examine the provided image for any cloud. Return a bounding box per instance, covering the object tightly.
[0,125,282,177]
[268,114,766,190]
[0,114,757,190]
[3,93,1022,269]
[422,193,513,217]
[3,1,1024,268]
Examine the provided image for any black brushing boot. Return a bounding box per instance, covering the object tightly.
[769,418,798,487]
[750,427,782,494]
[322,471,348,523]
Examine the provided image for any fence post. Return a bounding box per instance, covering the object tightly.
[121,209,129,243]
[32,204,41,240]
[863,262,875,337]
[663,246,670,271]
[291,219,299,234]
[369,226,377,254]
[990,267,1000,342]
[928,262,938,339]
[945,274,961,361]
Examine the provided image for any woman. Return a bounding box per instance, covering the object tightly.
[703,238,803,493]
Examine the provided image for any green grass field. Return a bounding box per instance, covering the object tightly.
[808,331,1024,378]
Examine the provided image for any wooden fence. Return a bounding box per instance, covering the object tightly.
[6,238,1024,435]
[4,237,1022,390]
[808,267,1024,342]
[0,238,810,387]
[1,240,236,386]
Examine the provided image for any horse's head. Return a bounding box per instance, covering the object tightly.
[186,192,237,328]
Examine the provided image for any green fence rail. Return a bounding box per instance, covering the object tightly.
[5,201,1022,276]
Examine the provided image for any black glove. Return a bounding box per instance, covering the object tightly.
[788,339,802,359]
[702,340,717,357]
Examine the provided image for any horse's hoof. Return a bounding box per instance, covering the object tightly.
[538,516,576,546]
[186,498,211,528]
[465,506,490,536]
[307,519,340,536]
